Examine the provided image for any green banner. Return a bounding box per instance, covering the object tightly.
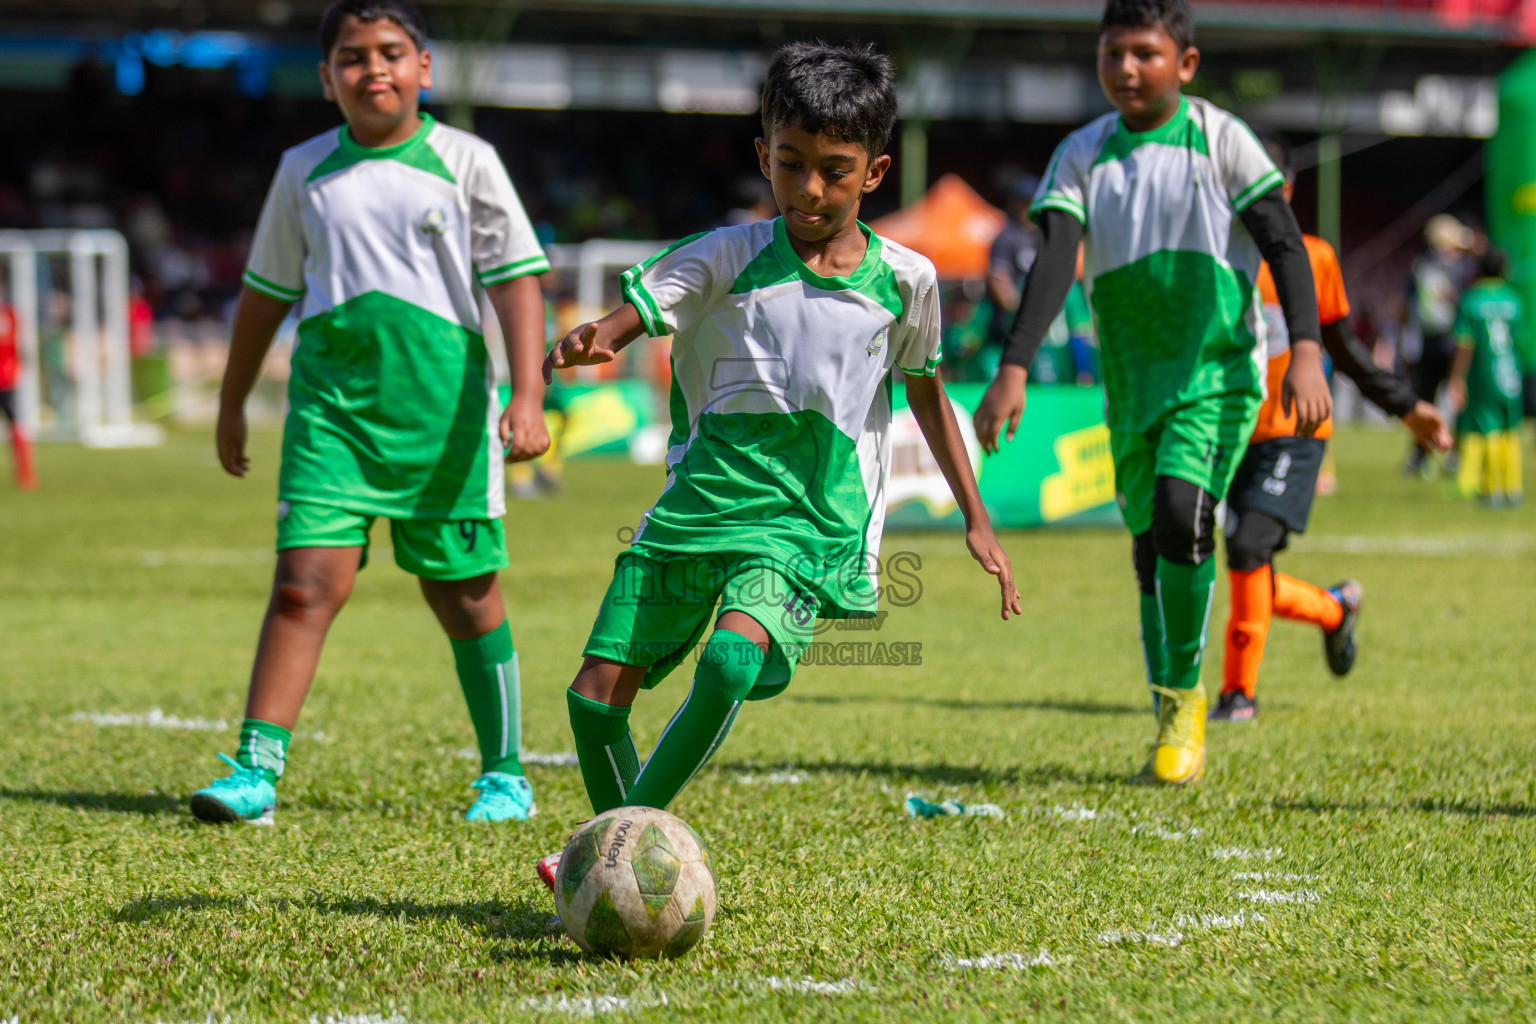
[887,383,1119,530]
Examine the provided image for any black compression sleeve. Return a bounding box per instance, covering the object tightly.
[1239,190,1321,347]
[1000,210,1084,370]
[1320,318,1419,418]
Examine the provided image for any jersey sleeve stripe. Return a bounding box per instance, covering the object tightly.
[477,254,551,286]
[620,267,666,336]
[1231,170,1285,214]
[897,353,943,377]
[1030,195,1087,225]
[243,269,304,302]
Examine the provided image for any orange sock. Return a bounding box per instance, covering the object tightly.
[10,427,35,491]
[1272,572,1343,631]
[1222,565,1272,698]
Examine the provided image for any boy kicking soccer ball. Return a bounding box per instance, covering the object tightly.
[537,41,1021,886]
[1212,133,1451,722]
[975,0,1332,784]
[191,0,552,825]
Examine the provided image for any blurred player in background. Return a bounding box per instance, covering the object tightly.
[190,0,551,825]
[535,41,1020,889]
[1212,134,1451,722]
[1448,249,1525,507]
[0,285,37,490]
[1405,214,1475,475]
[975,0,1332,784]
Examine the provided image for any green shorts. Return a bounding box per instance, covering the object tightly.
[275,499,508,581]
[1112,391,1260,537]
[584,550,820,701]
[1458,398,1523,436]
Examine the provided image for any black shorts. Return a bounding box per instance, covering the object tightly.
[0,390,14,425]
[1226,436,1326,534]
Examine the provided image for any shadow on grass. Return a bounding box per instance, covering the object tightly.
[113,892,585,962]
[784,693,1145,717]
[717,758,1134,788]
[1271,797,1536,819]
[0,788,182,816]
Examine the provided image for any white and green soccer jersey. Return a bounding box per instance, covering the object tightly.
[244,113,549,520]
[619,218,941,618]
[1032,95,1284,435]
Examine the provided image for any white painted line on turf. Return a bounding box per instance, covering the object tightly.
[764,977,867,995]
[71,709,229,731]
[1232,872,1320,882]
[1236,889,1322,905]
[943,951,1059,971]
[308,1015,411,1024]
[1209,846,1283,861]
[1038,803,1106,822]
[140,549,273,567]
[1290,534,1535,559]
[520,995,660,1016]
[1132,821,1202,841]
[1171,910,1266,930]
[1097,927,1184,947]
[132,1017,230,1024]
[734,770,807,785]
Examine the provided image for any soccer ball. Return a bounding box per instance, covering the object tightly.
[553,806,717,959]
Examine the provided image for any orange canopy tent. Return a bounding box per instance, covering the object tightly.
[868,174,1007,280]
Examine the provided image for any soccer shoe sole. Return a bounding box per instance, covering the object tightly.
[190,792,274,826]
[1324,580,1363,677]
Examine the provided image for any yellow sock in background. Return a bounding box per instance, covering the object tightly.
[1457,433,1487,498]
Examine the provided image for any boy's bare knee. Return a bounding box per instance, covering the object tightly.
[272,555,354,623]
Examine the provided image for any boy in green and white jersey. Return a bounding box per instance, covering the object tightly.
[190,0,552,825]
[1449,249,1525,506]
[535,43,1020,885]
[975,0,1332,785]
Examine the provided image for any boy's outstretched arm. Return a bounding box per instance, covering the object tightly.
[543,302,646,382]
[1319,316,1451,451]
[217,286,292,477]
[973,210,1084,453]
[905,373,1023,621]
[1238,191,1331,436]
[485,274,551,463]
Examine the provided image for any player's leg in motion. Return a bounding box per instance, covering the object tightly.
[1147,475,1217,784]
[420,572,535,821]
[622,611,769,810]
[1131,533,1169,704]
[0,392,35,490]
[191,546,361,824]
[1215,510,1287,721]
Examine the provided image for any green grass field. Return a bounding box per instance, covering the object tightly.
[2,426,1534,1023]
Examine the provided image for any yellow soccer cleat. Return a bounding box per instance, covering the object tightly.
[1148,685,1207,784]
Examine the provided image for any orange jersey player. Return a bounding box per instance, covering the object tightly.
[1212,134,1451,722]
[0,296,36,490]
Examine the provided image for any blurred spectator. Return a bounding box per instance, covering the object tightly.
[722,177,776,227]
[985,175,1040,350]
[1405,213,1475,474]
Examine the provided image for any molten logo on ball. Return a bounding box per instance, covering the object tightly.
[554,806,717,959]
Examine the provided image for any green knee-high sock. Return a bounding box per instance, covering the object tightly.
[236,718,291,785]
[1139,591,1169,706]
[568,690,642,814]
[625,628,762,810]
[450,622,523,776]
[1155,556,1217,691]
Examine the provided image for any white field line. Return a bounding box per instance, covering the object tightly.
[763,977,866,995]
[1040,804,1104,822]
[71,709,228,731]
[453,749,580,766]
[943,951,1058,971]
[1291,534,1535,559]
[735,771,808,785]
[1209,846,1283,861]
[133,1019,230,1024]
[1232,872,1320,882]
[1132,821,1202,841]
[1172,910,1266,930]
[140,549,273,567]
[308,1016,410,1024]
[520,995,663,1016]
[1097,928,1184,947]
[1236,889,1323,905]
[1101,909,1267,948]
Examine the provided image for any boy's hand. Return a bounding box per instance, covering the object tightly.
[967,523,1023,621]
[500,397,551,463]
[973,364,1029,455]
[1402,400,1452,451]
[543,323,618,384]
[216,406,250,478]
[1280,340,1332,438]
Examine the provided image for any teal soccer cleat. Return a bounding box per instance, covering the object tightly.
[190,753,276,825]
[465,772,537,822]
